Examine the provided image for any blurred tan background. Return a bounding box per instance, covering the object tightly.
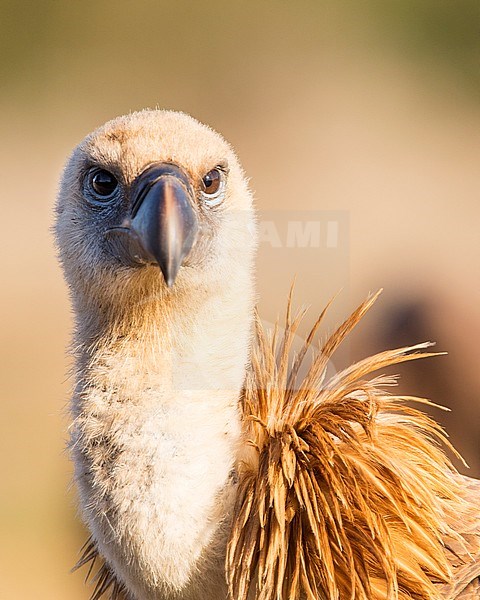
[1,1,479,598]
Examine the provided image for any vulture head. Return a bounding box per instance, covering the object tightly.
[56,109,256,321]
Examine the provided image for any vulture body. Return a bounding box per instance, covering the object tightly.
[55,110,480,600]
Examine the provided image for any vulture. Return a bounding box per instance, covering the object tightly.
[55,109,480,600]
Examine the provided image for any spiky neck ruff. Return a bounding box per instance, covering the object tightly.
[228,292,480,600]
[71,267,255,600]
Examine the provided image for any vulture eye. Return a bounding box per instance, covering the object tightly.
[200,168,226,207]
[87,169,118,199]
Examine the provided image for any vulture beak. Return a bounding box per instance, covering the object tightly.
[128,163,199,287]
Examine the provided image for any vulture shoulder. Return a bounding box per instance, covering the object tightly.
[76,292,480,600]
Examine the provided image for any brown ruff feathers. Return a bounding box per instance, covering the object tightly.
[75,293,480,599]
[227,291,480,600]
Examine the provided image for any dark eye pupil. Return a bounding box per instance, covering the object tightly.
[91,169,118,197]
[202,169,221,194]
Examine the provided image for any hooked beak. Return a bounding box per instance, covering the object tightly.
[128,163,199,287]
